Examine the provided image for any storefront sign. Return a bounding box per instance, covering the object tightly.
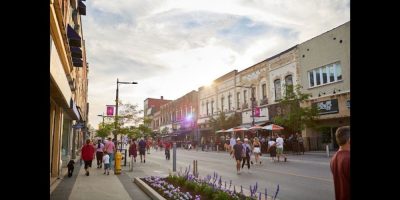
[313,99,339,115]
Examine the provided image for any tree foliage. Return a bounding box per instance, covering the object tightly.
[273,84,318,133]
[209,111,242,132]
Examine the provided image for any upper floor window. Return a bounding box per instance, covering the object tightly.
[285,75,293,86]
[244,90,247,104]
[262,84,267,99]
[211,100,214,114]
[236,92,240,109]
[206,102,209,116]
[308,62,342,88]
[221,97,224,111]
[274,79,282,101]
[228,95,232,110]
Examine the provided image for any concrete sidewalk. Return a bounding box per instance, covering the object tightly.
[50,160,151,200]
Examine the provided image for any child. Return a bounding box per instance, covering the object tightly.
[103,152,110,175]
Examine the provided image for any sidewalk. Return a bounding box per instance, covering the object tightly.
[50,160,151,200]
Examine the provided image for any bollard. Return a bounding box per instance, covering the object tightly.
[326,145,330,158]
[173,142,177,172]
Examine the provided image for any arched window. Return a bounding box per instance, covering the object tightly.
[285,75,293,86]
[274,79,281,101]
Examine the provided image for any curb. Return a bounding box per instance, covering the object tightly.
[134,177,167,200]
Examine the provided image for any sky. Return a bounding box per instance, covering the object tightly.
[82,0,350,128]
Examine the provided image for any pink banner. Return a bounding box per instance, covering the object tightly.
[106,105,115,116]
[254,107,260,117]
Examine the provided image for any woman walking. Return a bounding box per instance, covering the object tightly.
[252,137,262,165]
[96,139,104,168]
[129,139,138,171]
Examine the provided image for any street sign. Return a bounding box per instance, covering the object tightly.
[73,123,84,129]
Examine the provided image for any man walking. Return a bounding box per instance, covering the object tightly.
[276,134,287,162]
[232,138,243,175]
[103,137,116,171]
[330,126,350,200]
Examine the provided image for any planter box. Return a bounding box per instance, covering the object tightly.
[134,177,167,200]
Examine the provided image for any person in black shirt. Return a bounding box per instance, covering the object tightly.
[232,138,244,175]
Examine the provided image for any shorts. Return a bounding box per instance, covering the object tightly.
[104,163,110,170]
[234,154,242,161]
[84,160,92,169]
[253,147,261,153]
[276,147,283,155]
[139,148,146,155]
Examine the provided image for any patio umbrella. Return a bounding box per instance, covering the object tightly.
[233,127,249,132]
[262,124,284,130]
[215,129,227,133]
[249,125,263,130]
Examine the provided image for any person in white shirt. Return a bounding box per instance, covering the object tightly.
[103,152,110,175]
[276,134,287,162]
[229,136,236,152]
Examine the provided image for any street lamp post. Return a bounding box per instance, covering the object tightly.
[97,113,105,127]
[114,78,138,141]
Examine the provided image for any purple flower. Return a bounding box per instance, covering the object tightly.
[259,192,262,200]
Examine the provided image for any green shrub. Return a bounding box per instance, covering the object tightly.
[185,181,196,191]
[213,191,231,200]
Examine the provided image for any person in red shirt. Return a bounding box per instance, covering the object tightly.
[330,126,350,200]
[81,139,95,176]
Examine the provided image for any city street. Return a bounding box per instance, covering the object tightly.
[128,148,334,200]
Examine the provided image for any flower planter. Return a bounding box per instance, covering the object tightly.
[136,174,278,200]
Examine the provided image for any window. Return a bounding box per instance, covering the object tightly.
[236,92,240,109]
[262,84,267,99]
[285,75,293,86]
[316,69,321,85]
[308,62,342,88]
[211,100,214,114]
[322,68,328,84]
[221,97,224,111]
[329,65,335,82]
[274,79,281,101]
[244,90,247,104]
[206,102,209,116]
[335,63,342,80]
[309,71,314,87]
[228,95,232,110]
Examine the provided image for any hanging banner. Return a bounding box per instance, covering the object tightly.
[106,105,115,116]
[254,107,261,117]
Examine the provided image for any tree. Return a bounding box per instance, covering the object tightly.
[96,122,114,139]
[273,84,318,134]
[209,111,242,132]
[114,101,143,139]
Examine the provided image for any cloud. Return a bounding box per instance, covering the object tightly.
[83,0,350,127]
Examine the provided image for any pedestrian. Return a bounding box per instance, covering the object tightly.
[165,141,171,160]
[276,134,287,162]
[129,138,138,171]
[229,135,236,155]
[138,138,147,163]
[103,137,116,171]
[267,137,277,162]
[103,152,110,175]
[296,132,305,155]
[252,137,262,165]
[241,138,252,173]
[232,138,243,175]
[96,139,104,168]
[81,139,95,176]
[330,126,350,200]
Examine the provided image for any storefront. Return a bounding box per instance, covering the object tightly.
[302,92,350,151]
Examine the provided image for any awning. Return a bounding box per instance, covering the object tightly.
[70,46,82,59]
[67,25,81,47]
[72,57,83,67]
[78,1,86,15]
[66,98,80,120]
